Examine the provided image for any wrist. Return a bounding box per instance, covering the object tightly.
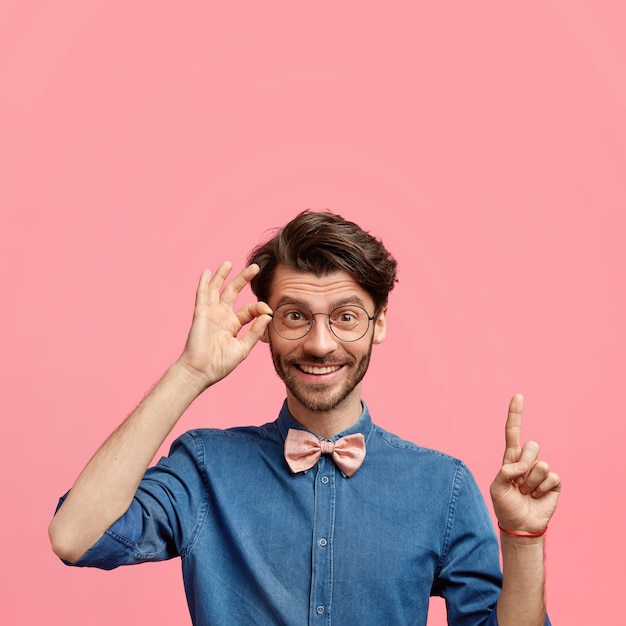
[170,360,213,396]
[498,522,547,539]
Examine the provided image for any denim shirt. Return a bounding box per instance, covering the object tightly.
[62,402,550,625]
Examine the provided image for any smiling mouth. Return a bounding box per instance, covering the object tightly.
[297,364,342,375]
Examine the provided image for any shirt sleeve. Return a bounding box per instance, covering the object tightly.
[57,431,208,570]
[432,462,551,626]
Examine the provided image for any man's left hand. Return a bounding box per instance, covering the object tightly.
[490,394,562,535]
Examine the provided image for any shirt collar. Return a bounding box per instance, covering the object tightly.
[276,399,374,443]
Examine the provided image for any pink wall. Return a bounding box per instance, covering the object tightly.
[2,2,624,623]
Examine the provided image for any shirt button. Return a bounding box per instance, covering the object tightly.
[321,476,329,484]
[318,538,327,547]
[316,605,325,615]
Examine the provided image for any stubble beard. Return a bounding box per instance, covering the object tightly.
[269,337,374,413]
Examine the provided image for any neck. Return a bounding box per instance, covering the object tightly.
[286,392,363,439]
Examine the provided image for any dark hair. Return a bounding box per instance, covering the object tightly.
[247,210,398,313]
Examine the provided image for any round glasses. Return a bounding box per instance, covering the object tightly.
[269,303,376,342]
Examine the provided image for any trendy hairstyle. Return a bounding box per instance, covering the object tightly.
[247,210,398,314]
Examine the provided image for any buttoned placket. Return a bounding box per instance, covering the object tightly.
[309,454,336,625]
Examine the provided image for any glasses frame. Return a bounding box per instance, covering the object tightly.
[269,302,376,342]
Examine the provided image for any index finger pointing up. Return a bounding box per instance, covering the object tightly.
[503,393,524,464]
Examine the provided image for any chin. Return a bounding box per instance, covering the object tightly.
[289,387,352,413]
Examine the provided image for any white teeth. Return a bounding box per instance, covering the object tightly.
[300,364,341,375]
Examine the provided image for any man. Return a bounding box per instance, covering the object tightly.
[49,210,561,625]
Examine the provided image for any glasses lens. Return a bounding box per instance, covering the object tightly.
[272,304,313,339]
[329,306,370,341]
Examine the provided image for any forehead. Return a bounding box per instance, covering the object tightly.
[268,265,373,308]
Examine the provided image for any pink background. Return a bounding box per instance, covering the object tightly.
[1,1,624,623]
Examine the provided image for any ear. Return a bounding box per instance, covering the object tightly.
[372,306,388,344]
[259,324,270,343]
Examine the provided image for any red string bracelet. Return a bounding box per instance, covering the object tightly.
[497,522,548,538]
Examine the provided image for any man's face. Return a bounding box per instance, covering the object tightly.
[264,265,387,416]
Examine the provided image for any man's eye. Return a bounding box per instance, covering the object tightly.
[283,310,308,323]
[332,308,363,325]
[337,313,355,323]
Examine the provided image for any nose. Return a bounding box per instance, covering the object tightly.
[301,315,339,356]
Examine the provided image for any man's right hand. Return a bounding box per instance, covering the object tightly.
[49,263,272,563]
[177,262,273,390]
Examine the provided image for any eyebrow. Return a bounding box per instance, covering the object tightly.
[274,296,368,310]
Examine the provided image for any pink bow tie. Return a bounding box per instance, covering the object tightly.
[284,428,366,477]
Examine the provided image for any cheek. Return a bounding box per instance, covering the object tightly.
[268,333,295,357]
